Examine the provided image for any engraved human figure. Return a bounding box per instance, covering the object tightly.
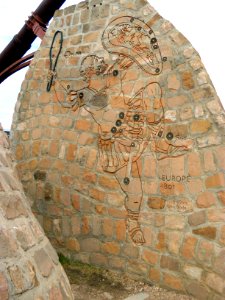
[51,17,190,245]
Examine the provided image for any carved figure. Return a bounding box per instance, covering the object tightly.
[49,17,190,245]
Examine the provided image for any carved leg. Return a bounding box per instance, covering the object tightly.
[115,162,145,245]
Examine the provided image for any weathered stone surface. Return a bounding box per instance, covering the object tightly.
[33,249,54,277]
[0,195,28,219]
[0,272,8,300]
[147,197,165,209]
[188,211,206,226]
[186,282,209,300]
[193,226,216,240]
[0,229,18,258]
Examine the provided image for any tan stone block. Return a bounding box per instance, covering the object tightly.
[193,226,216,240]
[190,119,211,134]
[62,130,78,141]
[89,188,105,201]
[8,265,25,294]
[78,132,95,145]
[160,255,180,271]
[75,119,92,131]
[34,249,54,277]
[66,238,80,251]
[0,272,8,300]
[155,214,165,227]
[206,273,225,294]
[167,95,188,108]
[116,220,126,241]
[186,282,209,300]
[71,215,81,235]
[160,182,185,196]
[81,216,91,235]
[218,190,225,205]
[167,231,182,255]
[208,208,225,222]
[163,272,184,291]
[80,238,101,252]
[61,175,74,186]
[83,32,100,43]
[107,191,124,207]
[102,242,120,255]
[180,106,193,120]
[214,250,225,277]
[109,257,125,270]
[165,215,185,230]
[167,74,180,90]
[187,178,203,194]
[108,207,126,218]
[197,191,216,208]
[98,175,119,190]
[188,211,206,226]
[183,265,202,280]
[181,71,195,89]
[102,218,113,237]
[203,150,216,172]
[156,232,167,251]
[181,235,197,260]
[188,152,202,176]
[149,268,161,283]
[32,128,42,140]
[86,148,98,169]
[142,226,153,246]
[66,144,77,161]
[15,144,24,160]
[90,253,108,267]
[1,195,27,220]
[148,197,165,209]
[205,173,225,189]
[170,31,188,45]
[127,259,148,275]
[215,146,225,170]
[219,225,225,245]
[142,249,159,265]
[95,205,107,215]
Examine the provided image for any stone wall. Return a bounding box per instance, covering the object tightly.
[11,0,225,299]
[0,125,73,299]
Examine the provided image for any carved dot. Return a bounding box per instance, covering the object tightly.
[119,112,124,119]
[130,17,134,22]
[123,177,130,185]
[153,44,159,49]
[133,114,140,121]
[67,85,70,90]
[79,92,84,99]
[137,26,141,31]
[131,142,135,147]
[116,120,122,127]
[155,68,160,73]
[113,70,119,76]
[166,132,174,140]
[163,57,167,62]
[111,127,117,133]
[151,37,157,44]
[149,29,153,34]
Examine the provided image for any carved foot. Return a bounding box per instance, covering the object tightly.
[126,214,145,246]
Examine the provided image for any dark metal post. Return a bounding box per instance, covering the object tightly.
[0,0,66,77]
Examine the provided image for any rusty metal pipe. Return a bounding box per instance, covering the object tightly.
[0,0,66,76]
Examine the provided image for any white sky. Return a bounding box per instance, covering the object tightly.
[0,0,224,130]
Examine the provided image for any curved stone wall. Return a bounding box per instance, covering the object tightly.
[11,0,225,298]
[0,125,73,299]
